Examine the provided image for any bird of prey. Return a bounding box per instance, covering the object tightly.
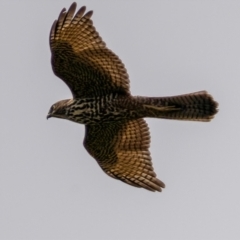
[47,2,218,192]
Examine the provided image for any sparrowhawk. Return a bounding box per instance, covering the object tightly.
[47,2,218,192]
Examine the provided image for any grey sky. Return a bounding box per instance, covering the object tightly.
[1,1,240,239]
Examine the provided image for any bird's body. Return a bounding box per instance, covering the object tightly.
[53,94,134,125]
[54,92,217,125]
[47,2,218,192]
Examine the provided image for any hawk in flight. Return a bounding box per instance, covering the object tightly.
[47,2,218,192]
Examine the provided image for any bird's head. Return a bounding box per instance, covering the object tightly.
[47,99,73,120]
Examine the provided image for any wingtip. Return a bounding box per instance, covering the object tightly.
[68,2,77,15]
[154,178,165,192]
[85,10,93,19]
[58,8,66,20]
[70,2,77,8]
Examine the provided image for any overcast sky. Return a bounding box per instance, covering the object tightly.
[1,1,240,239]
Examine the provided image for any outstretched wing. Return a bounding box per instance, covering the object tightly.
[84,118,165,192]
[50,2,130,98]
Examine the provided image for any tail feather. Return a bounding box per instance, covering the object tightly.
[137,91,218,122]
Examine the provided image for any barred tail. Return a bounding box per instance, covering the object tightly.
[136,91,218,121]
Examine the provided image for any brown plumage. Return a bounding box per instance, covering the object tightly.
[47,2,218,192]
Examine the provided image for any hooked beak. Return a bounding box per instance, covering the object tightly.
[46,114,52,120]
